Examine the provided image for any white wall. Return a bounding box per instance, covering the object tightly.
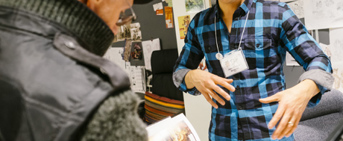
[172,1,212,140]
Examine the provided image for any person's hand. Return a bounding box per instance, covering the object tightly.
[259,79,320,140]
[185,69,235,109]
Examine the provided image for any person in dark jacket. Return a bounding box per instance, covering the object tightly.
[0,0,151,140]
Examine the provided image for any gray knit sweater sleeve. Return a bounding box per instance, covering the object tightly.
[81,90,148,141]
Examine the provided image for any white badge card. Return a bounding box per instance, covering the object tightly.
[220,49,249,77]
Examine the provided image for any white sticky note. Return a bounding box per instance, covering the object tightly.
[153,2,163,11]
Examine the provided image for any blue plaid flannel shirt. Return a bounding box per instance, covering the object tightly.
[173,0,333,140]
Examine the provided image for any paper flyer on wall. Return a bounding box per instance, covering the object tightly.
[165,6,174,28]
[319,43,331,60]
[185,0,205,13]
[178,15,191,39]
[142,38,161,71]
[104,47,145,93]
[329,28,343,92]
[287,0,304,19]
[103,47,125,70]
[127,65,146,93]
[304,0,343,30]
[147,113,201,141]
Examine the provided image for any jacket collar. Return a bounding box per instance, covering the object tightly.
[0,0,114,56]
[214,0,253,18]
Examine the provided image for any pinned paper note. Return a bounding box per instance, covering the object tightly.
[156,9,163,15]
[103,47,125,70]
[142,38,161,71]
[178,15,191,39]
[164,6,174,28]
[165,0,173,7]
[288,0,304,19]
[153,2,163,11]
[329,28,343,92]
[304,0,343,29]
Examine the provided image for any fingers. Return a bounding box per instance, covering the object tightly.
[217,79,235,93]
[259,94,279,104]
[199,84,228,108]
[224,78,234,83]
[272,110,292,140]
[285,116,301,137]
[194,72,236,108]
[200,89,218,109]
[206,89,225,106]
[205,75,233,101]
[280,109,300,138]
[211,75,234,90]
[279,115,297,139]
[211,84,231,101]
[268,102,285,129]
[285,109,302,137]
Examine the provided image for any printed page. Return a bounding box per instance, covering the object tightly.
[147,113,201,141]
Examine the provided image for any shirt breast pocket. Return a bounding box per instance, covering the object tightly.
[243,37,273,50]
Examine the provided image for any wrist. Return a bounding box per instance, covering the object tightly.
[185,70,196,89]
[297,79,320,98]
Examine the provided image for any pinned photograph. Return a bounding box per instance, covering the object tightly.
[153,2,163,11]
[178,15,190,39]
[142,38,161,71]
[130,23,142,41]
[117,23,131,41]
[123,40,133,62]
[130,42,144,61]
[185,0,205,13]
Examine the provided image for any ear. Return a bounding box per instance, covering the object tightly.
[84,0,102,11]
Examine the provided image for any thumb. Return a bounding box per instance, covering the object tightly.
[259,94,280,103]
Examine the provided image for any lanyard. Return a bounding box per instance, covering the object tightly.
[215,11,250,60]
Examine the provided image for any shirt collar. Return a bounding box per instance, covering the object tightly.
[214,0,253,18]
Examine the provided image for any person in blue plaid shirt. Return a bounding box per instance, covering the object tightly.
[173,0,334,140]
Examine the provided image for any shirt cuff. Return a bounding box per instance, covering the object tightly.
[173,69,201,96]
[298,69,334,107]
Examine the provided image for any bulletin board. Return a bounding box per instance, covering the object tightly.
[111,0,178,66]
[107,0,179,94]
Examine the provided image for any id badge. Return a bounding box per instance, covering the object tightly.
[220,49,249,77]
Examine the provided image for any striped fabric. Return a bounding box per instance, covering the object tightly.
[144,91,185,124]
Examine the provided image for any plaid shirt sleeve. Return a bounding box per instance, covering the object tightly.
[280,4,334,107]
[173,15,204,95]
